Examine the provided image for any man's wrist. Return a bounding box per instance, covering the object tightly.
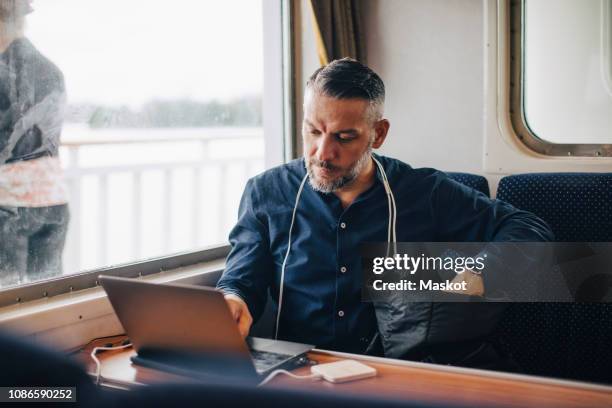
[223,292,248,306]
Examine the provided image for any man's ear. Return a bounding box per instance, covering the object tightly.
[372,119,390,149]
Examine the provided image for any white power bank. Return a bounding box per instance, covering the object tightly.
[311,359,377,383]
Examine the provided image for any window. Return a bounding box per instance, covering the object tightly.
[509,0,612,156]
[0,0,276,290]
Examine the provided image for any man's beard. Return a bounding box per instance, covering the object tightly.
[305,145,373,193]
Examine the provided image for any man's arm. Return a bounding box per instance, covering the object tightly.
[433,174,554,243]
[216,178,274,336]
[432,173,554,296]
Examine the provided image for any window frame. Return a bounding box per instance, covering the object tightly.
[0,246,229,308]
[603,0,612,98]
[509,0,612,157]
[0,0,293,307]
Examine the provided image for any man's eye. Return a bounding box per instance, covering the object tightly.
[338,134,356,142]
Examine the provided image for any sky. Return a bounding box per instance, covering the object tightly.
[26,0,264,108]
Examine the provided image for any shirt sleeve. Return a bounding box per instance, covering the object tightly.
[216,178,274,322]
[431,173,555,296]
[432,173,554,242]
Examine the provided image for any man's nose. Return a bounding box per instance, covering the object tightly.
[316,134,336,162]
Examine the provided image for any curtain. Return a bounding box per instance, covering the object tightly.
[308,0,365,65]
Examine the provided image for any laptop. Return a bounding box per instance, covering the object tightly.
[99,275,313,383]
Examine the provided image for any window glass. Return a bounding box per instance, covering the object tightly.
[0,0,265,288]
[523,0,612,144]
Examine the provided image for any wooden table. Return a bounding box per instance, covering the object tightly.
[76,336,612,408]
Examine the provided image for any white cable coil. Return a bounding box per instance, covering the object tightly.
[258,369,321,386]
[90,342,133,385]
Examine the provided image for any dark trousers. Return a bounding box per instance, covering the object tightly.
[0,204,69,287]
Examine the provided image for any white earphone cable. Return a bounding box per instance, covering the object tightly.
[373,157,397,252]
[275,173,309,340]
[372,158,392,241]
[275,158,397,340]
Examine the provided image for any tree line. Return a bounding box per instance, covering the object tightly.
[65,97,262,128]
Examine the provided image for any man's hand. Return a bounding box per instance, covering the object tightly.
[224,294,253,338]
[445,270,485,297]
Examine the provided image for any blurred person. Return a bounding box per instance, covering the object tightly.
[0,0,69,287]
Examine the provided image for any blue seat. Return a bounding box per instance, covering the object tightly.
[446,172,490,197]
[496,173,612,241]
[495,173,612,384]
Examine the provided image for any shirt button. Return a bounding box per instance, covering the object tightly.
[340,222,346,229]
[338,310,345,317]
[340,266,347,273]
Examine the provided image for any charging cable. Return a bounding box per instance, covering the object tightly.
[258,369,321,387]
[90,342,133,385]
[90,343,316,387]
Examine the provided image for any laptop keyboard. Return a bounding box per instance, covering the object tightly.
[250,349,294,373]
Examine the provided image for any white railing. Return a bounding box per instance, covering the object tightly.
[59,126,264,274]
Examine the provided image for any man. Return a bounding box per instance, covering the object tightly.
[217,59,552,362]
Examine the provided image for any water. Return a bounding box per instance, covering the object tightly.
[58,124,264,274]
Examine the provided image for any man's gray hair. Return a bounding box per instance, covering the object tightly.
[305,58,385,122]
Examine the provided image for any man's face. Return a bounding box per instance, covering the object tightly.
[303,91,383,193]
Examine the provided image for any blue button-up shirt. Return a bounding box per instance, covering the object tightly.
[217,155,553,353]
